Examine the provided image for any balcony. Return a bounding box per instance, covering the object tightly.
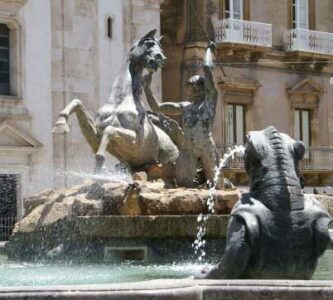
[214,19,272,60]
[284,29,333,55]
[284,29,333,70]
[221,146,333,172]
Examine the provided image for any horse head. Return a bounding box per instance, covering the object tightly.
[244,126,305,211]
[129,29,166,73]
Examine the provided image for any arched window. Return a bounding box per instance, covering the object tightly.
[0,24,10,95]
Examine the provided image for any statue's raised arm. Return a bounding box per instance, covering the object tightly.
[203,42,218,101]
[142,72,183,116]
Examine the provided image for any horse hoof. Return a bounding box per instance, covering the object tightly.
[52,119,70,134]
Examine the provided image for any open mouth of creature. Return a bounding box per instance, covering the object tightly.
[147,56,165,72]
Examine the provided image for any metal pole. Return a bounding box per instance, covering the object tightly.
[187,0,227,77]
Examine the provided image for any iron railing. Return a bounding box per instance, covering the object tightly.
[0,215,16,241]
[284,28,333,55]
[220,146,333,171]
[215,18,272,47]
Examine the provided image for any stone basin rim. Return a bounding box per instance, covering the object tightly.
[2,279,333,292]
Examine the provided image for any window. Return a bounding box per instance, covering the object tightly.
[106,16,113,39]
[292,0,309,29]
[226,104,245,145]
[224,0,243,20]
[0,24,10,95]
[294,109,311,158]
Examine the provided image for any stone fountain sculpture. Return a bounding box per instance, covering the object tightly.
[52,29,182,173]
[197,126,332,280]
[142,42,222,188]
[5,31,242,260]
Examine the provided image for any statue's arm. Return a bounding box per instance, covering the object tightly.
[196,216,252,279]
[203,42,218,99]
[142,74,182,116]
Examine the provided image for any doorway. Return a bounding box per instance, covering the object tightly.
[0,174,18,241]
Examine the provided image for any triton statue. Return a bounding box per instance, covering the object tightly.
[142,42,221,188]
[52,30,182,173]
[197,126,332,279]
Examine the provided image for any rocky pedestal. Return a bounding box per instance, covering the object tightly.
[6,177,240,260]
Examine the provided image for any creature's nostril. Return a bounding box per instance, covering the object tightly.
[156,53,166,62]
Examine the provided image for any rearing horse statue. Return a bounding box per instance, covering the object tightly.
[52,29,180,172]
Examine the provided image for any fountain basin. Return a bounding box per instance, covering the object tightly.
[1,279,333,299]
[0,248,333,287]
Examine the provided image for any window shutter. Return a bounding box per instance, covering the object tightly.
[288,0,293,29]
[243,0,250,20]
[309,0,315,30]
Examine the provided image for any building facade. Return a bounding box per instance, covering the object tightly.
[0,0,163,227]
[160,0,333,185]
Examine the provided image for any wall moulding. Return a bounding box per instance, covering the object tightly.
[218,76,262,95]
[286,77,323,108]
[0,0,26,16]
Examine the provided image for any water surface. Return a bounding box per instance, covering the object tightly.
[0,250,332,286]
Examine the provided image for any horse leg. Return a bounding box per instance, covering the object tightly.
[52,99,100,153]
[95,126,136,173]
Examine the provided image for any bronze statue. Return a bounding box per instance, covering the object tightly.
[52,30,181,173]
[197,126,332,279]
[142,42,221,188]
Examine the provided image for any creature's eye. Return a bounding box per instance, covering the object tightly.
[145,41,156,49]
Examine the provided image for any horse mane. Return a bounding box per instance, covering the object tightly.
[107,35,161,107]
[107,56,132,106]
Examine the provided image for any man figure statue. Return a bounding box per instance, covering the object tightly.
[142,42,221,188]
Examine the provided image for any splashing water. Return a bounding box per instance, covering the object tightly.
[63,169,133,184]
[192,145,245,262]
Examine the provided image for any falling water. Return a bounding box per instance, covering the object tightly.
[192,145,245,262]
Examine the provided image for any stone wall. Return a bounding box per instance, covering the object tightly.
[0,0,54,218]
[51,0,100,188]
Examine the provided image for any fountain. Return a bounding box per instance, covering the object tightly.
[1,31,333,299]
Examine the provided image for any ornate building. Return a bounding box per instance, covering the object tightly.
[160,0,333,185]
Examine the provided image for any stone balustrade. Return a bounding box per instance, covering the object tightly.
[215,18,272,48]
[284,28,333,55]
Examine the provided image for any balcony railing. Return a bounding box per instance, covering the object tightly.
[215,18,272,48]
[220,146,333,171]
[284,28,333,55]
